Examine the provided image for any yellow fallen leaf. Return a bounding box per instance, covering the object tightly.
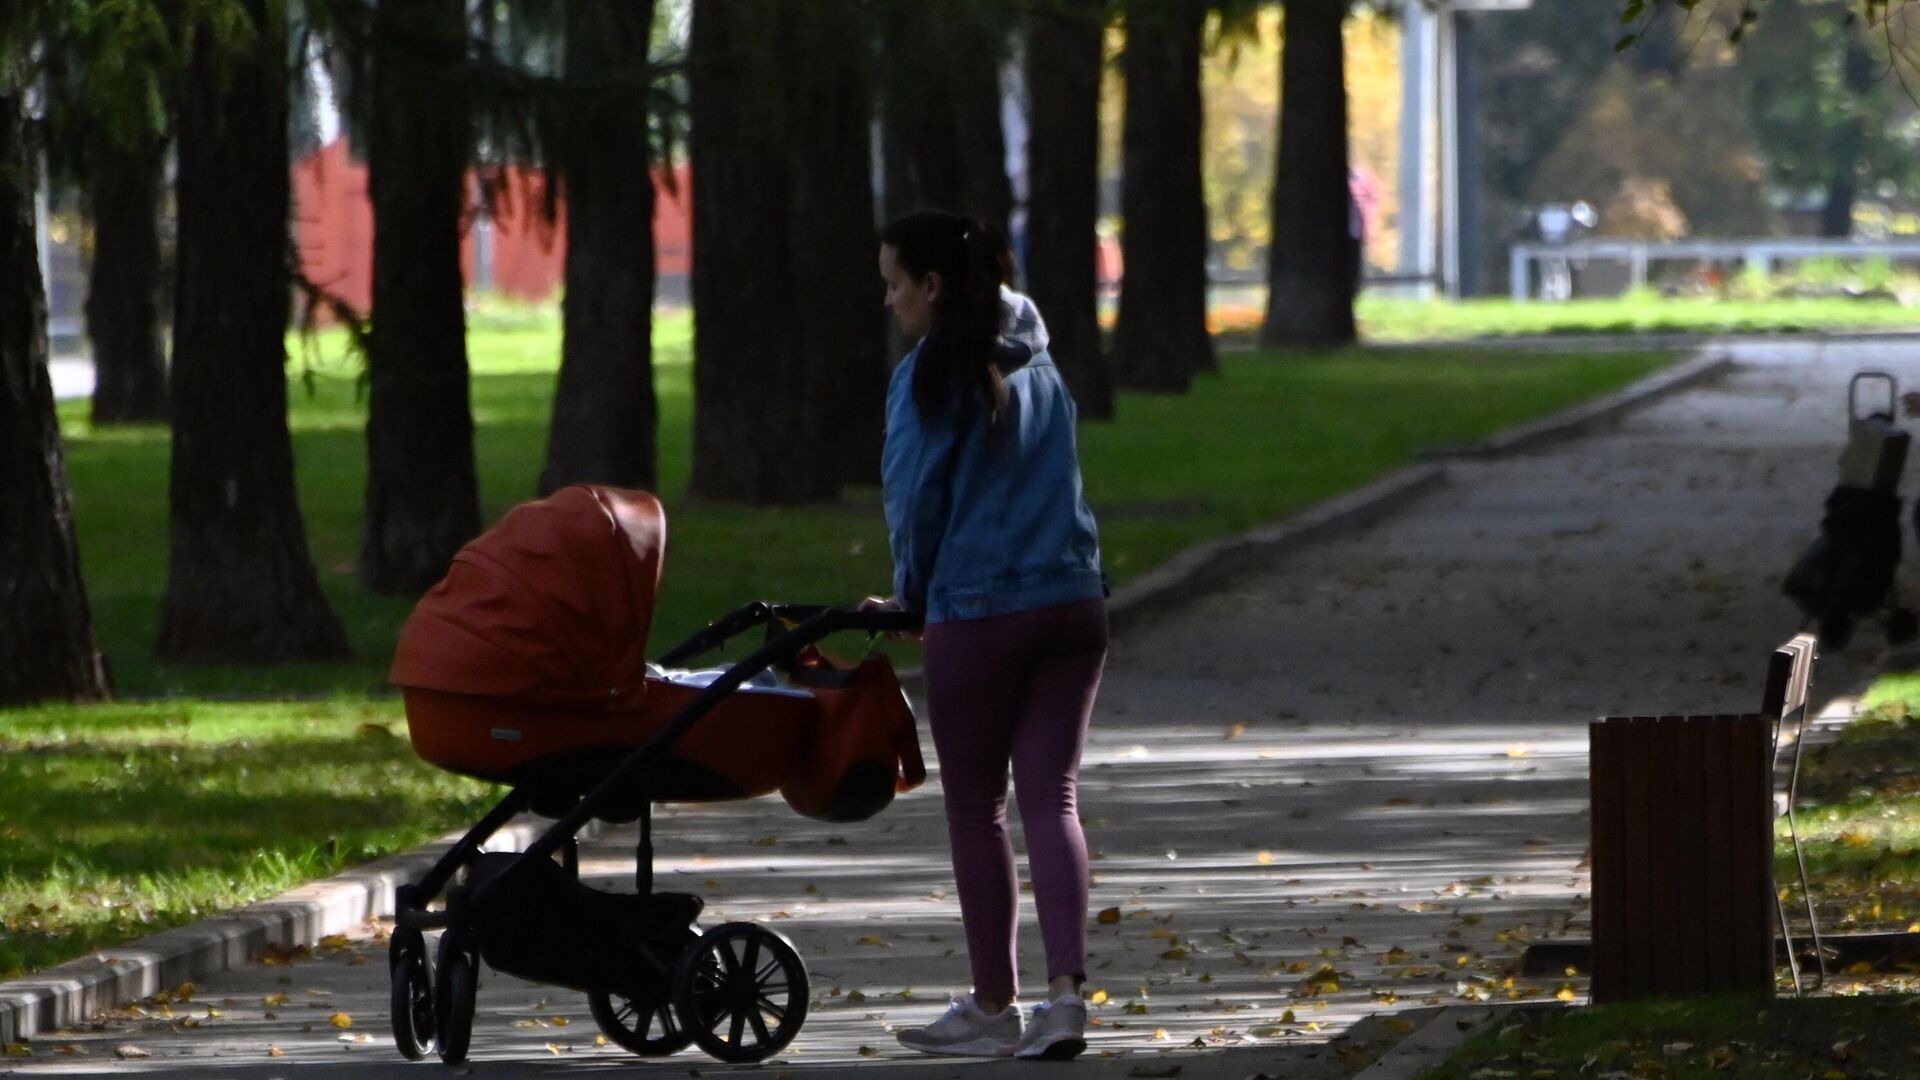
[262,992,290,1007]
[1223,722,1247,740]
[1256,851,1276,865]
[329,1012,353,1029]
[1556,986,1577,1002]
[546,1042,564,1055]
[267,1046,284,1057]
[1097,907,1121,924]
[1088,989,1109,1005]
[1152,1027,1168,1041]
[550,1016,569,1027]
[1505,743,1532,758]
[3,1043,30,1058]
[1839,829,1874,848]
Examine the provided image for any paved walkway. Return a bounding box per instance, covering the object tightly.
[7,339,1903,1077]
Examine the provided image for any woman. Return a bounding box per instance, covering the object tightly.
[868,210,1107,1060]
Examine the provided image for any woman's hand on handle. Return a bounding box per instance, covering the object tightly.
[858,595,921,642]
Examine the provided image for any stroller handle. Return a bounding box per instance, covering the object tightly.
[1850,371,1897,422]
[656,601,922,667]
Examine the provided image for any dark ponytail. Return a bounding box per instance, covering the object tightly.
[880,210,1008,427]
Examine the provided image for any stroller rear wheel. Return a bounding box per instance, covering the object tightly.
[673,922,809,1063]
[388,928,435,1060]
[435,929,479,1065]
[588,988,694,1056]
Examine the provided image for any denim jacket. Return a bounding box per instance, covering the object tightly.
[882,305,1105,624]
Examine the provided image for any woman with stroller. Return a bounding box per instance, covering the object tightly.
[865,210,1108,1060]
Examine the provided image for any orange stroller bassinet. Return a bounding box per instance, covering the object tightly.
[383,485,924,1067]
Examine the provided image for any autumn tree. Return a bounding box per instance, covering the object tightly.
[1112,0,1214,392]
[1026,0,1115,419]
[0,25,112,704]
[157,0,350,661]
[1262,0,1358,347]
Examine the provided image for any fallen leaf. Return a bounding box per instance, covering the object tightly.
[856,935,890,947]
[1151,1027,1168,1040]
[262,992,291,1007]
[267,1046,284,1057]
[1223,722,1247,740]
[1088,989,1110,1005]
[858,1045,880,1057]
[115,1045,151,1060]
[1556,986,1577,1002]
[1256,851,1276,865]
[329,1012,353,1029]
[546,1042,565,1055]
[3,1043,29,1058]
[550,1016,569,1026]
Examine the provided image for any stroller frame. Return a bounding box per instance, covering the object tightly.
[387,601,918,1067]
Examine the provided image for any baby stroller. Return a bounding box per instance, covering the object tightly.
[1782,371,1918,649]
[384,486,924,1066]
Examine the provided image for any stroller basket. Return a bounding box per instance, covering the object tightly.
[382,486,924,1066]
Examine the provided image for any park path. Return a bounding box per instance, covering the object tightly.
[7,338,1903,1079]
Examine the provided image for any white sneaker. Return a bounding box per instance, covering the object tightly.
[1015,994,1088,1060]
[895,992,1023,1057]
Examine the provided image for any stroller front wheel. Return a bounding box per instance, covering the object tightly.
[588,988,694,1056]
[388,928,436,1060]
[435,930,479,1065]
[673,922,809,1063]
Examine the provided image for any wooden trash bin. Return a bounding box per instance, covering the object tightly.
[1587,636,1813,1002]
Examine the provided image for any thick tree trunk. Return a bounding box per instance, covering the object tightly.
[541,0,660,496]
[360,0,480,594]
[786,0,888,487]
[688,0,840,504]
[1112,0,1213,392]
[84,129,169,425]
[0,75,111,706]
[1263,0,1358,348]
[158,0,350,662]
[1025,0,1113,419]
[1821,22,1874,240]
[879,4,1013,235]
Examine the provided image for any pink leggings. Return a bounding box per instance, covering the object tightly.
[921,598,1108,1005]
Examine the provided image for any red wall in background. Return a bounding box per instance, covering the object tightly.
[292,138,693,315]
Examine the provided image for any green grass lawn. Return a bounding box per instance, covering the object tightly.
[2,307,1673,979]
[1418,994,1919,1079]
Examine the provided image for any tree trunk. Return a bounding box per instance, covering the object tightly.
[158,0,350,662]
[84,128,169,425]
[360,0,480,594]
[541,0,660,496]
[1112,0,1213,392]
[1262,0,1358,348]
[0,72,112,706]
[786,0,888,487]
[1821,20,1874,240]
[1025,0,1113,419]
[688,0,840,504]
[879,4,1013,235]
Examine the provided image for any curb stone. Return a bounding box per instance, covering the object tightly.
[0,344,1719,1052]
[0,816,594,1044]
[1352,1003,1563,1080]
[1421,350,1733,460]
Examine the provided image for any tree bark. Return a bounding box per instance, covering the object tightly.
[541,0,660,496]
[360,0,480,594]
[879,3,1013,235]
[0,71,112,706]
[1025,0,1113,419]
[1112,0,1213,392]
[158,0,349,662]
[786,0,888,487]
[1820,20,1874,239]
[84,128,169,425]
[688,0,841,504]
[1263,0,1358,348]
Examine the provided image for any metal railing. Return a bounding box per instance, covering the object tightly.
[1509,238,1920,301]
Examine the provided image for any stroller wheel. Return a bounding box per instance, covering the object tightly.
[388,928,435,1060]
[588,988,694,1056]
[673,922,809,1063]
[434,929,479,1065]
